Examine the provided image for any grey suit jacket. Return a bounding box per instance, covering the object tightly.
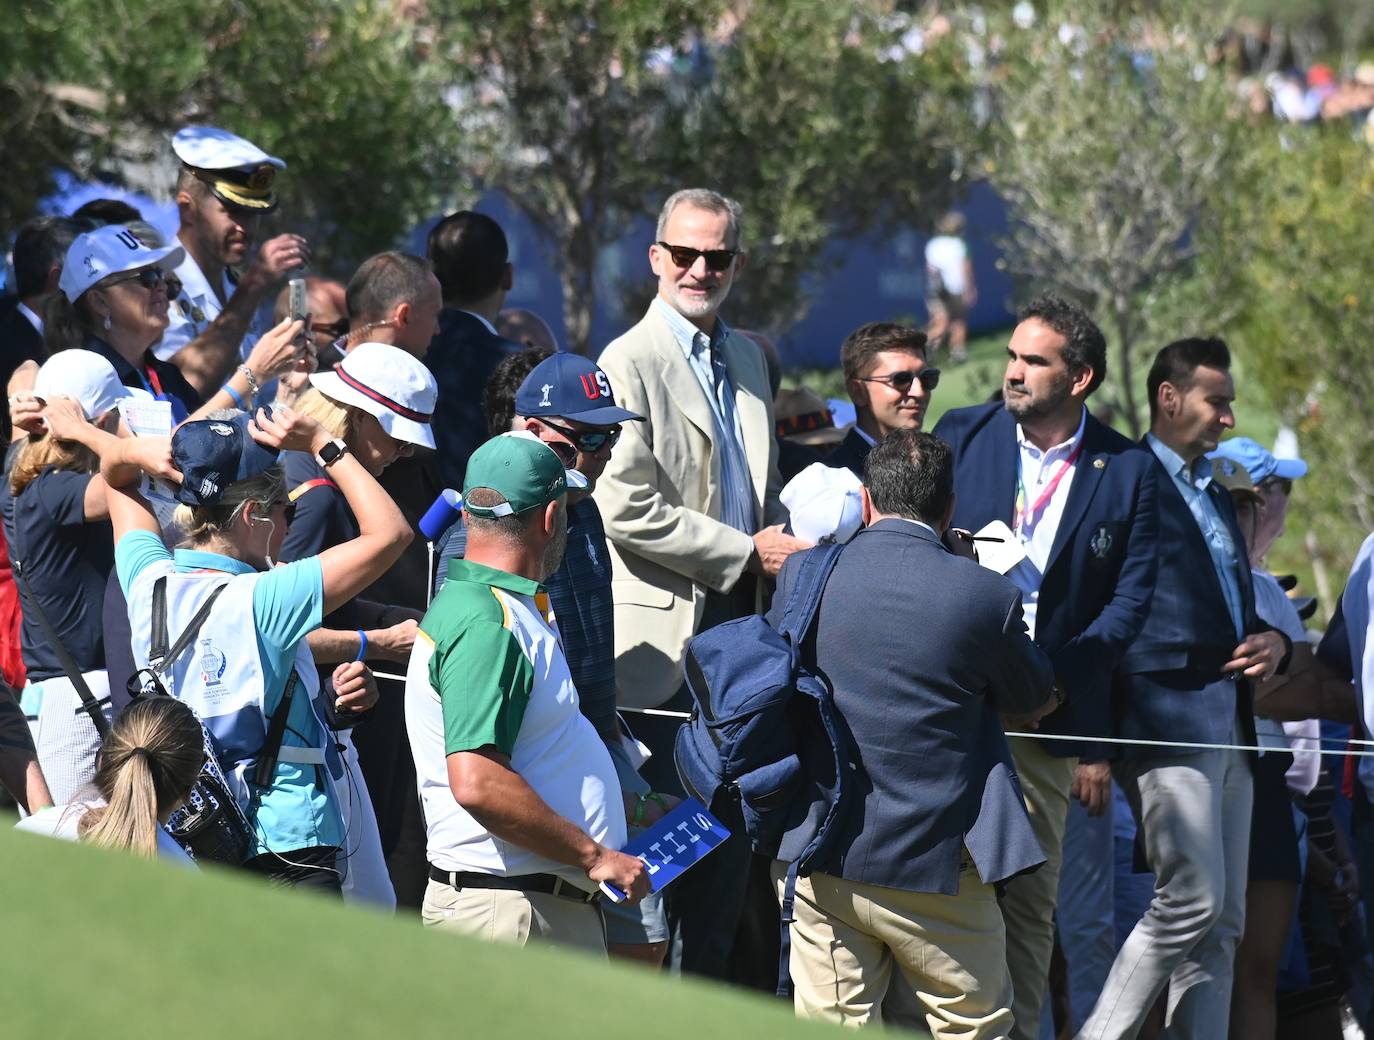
[593,302,786,708]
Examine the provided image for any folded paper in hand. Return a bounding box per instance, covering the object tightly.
[972,520,1027,575]
[599,797,730,903]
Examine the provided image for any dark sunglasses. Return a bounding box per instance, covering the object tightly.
[541,438,578,468]
[656,241,739,273]
[1259,476,1292,497]
[312,318,350,339]
[539,419,622,454]
[858,368,941,394]
[106,267,167,291]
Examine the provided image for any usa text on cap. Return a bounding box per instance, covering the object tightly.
[515,352,644,425]
[59,225,185,303]
[173,126,286,212]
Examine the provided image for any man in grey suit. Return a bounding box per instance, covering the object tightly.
[773,429,1057,1038]
[594,188,805,979]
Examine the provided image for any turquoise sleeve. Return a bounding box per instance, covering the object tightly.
[115,530,172,596]
[251,558,325,656]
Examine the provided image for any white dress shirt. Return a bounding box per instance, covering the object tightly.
[1008,409,1087,640]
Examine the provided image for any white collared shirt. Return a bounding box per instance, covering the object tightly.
[1008,409,1087,640]
[154,245,267,364]
[16,302,42,335]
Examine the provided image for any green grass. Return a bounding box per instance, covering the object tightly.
[0,824,845,1039]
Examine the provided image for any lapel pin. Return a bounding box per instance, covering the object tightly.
[1092,458,1106,470]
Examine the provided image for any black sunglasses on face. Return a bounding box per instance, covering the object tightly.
[107,267,167,291]
[541,419,622,454]
[312,318,350,339]
[656,241,739,273]
[858,368,941,394]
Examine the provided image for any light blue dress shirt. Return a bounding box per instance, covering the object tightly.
[1146,433,1245,639]
[653,296,757,535]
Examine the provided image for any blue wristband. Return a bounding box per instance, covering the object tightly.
[223,382,245,410]
[355,630,368,662]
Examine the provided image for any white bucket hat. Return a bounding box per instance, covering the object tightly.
[309,342,438,450]
[34,350,138,420]
[58,225,185,303]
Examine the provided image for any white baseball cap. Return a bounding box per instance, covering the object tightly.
[34,350,137,420]
[781,463,865,545]
[58,225,184,303]
[309,342,439,450]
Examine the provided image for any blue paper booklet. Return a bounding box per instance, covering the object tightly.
[599,798,731,903]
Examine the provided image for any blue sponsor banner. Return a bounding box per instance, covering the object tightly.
[599,798,730,904]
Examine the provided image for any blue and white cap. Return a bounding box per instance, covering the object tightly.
[514,352,643,425]
[172,126,286,211]
[58,225,184,302]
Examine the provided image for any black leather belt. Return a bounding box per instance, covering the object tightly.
[428,865,599,904]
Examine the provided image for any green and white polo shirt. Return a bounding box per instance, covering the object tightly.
[404,558,626,887]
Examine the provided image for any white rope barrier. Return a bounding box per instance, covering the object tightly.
[372,672,1371,757]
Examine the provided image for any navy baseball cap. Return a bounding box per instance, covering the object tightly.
[171,412,281,506]
[514,352,644,425]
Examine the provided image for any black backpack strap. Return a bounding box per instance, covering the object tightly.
[150,578,228,678]
[253,670,301,789]
[775,543,845,645]
[12,561,110,738]
[777,860,801,998]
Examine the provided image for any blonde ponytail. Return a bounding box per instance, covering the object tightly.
[78,698,204,858]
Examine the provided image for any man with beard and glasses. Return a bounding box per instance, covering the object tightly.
[594,188,802,980]
[933,295,1160,1039]
[405,432,649,952]
[157,126,312,397]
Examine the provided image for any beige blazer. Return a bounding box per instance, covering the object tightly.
[593,304,786,709]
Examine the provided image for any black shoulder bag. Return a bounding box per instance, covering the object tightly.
[12,561,111,738]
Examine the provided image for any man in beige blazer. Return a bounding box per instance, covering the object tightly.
[594,188,805,979]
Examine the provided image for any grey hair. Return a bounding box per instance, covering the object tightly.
[655,189,745,250]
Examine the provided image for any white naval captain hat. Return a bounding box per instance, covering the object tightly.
[172,126,287,211]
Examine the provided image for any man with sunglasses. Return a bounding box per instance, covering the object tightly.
[156,126,312,398]
[933,295,1161,1040]
[826,322,939,478]
[595,188,798,981]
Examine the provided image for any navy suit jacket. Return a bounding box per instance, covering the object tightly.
[824,427,871,480]
[0,297,45,442]
[933,402,1160,760]
[1113,438,1265,755]
[771,519,1055,893]
[425,308,522,491]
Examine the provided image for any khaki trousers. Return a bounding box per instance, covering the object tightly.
[998,737,1078,1040]
[777,862,1014,1039]
[420,879,606,956]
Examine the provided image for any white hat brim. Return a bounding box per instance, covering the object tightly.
[309,370,436,451]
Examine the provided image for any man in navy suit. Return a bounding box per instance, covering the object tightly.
[933,296,1159,1039]
[1079,338,1290,1040]
[826,322,939,478]
[425,211,523,491]
[772,429,1056,1038]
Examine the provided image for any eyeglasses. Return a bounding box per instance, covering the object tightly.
[857,368,941,394]
[105,267,167,291]
[539,419,623,454]
[656,241,740,273]
[1259,476,1292,497]
[312,318,350,340]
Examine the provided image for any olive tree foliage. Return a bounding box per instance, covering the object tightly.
[980,0,1254,436]
[4,0,459,267]
[427,0,981,352]
[1225,130,1374,590]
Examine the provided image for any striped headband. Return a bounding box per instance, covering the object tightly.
[334,365,432,424]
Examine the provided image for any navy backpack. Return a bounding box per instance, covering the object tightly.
[674,542,859,994]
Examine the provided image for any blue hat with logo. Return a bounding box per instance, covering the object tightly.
[171,412,281,506]
[514,352,644,426]
[1208,437,1307,486]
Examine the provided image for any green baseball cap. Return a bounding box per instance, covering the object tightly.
[463,431,589,518]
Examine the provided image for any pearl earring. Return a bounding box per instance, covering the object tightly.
[102,315,112,331]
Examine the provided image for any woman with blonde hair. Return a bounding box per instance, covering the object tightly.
[3,350,140,802]
[16,696,204,864]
